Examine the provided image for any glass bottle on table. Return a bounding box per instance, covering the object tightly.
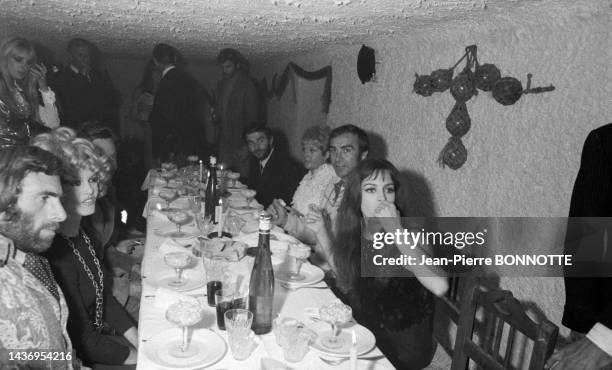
[248,211,275,334]
[204,156,219,223]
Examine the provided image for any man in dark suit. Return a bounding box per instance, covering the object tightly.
[215,48,259,179]
[52,38,119,133]
[149,43,207,163]
[546,124,612,369]
[244,122,304,208]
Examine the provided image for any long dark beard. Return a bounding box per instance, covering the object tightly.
[0,209,58,253]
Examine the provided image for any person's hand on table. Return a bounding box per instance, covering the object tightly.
[267,199,288,227]
[545,336,612,369]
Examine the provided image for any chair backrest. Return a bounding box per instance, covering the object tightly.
[437,274,464,324]
[451,278,558,370]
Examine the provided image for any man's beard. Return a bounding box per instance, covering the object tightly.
[0,209,59,254]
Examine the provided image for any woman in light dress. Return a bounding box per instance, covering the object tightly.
[290,124,339,216]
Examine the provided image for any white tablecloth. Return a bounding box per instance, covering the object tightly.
[136,176,395,369]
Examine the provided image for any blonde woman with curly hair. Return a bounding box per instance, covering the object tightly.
[0,36,60,148]
[32,127,138,369]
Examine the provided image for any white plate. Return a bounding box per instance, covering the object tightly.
[153,269,206,292]
[311,323,376,358]
[275,263,324,286]
[231,204,264,212]
[227,183,247,190]
[143,327,226,369]
[154,228,197,240]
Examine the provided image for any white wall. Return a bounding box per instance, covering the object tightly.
[252,7,612,350]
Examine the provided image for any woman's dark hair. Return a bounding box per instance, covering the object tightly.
[332,158,405,291]
[0,145,63,221]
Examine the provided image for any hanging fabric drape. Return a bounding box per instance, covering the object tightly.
[260,62,332,113]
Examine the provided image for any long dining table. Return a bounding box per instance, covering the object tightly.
[136,171,394,369]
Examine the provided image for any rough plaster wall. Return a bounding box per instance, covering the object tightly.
[253,7,612,361]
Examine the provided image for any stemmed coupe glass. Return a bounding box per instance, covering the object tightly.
[240,189,257,209]
[319,302,353,349]
[163,251,192,287]
[165,301,204,358]
[167,210,194,239]
[159,188,179,210]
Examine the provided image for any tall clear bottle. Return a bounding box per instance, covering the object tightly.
[204,156,218,222]
[248,211,275,334]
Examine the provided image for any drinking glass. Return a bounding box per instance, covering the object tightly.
[167,210,193,238]
[284,329,316,362]
[280,243,311,281]
[187,195,202,213]
[225,309,255,361]
[319,302,353,349]
[226,171,240,187]
[159,187,179,209]
[203,254,227,306]
[164,252,192,287]
[195,213,213,235]
[215,290,234,330]
[165,301,203,358]
[240,189,257,209]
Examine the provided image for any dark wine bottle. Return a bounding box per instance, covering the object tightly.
[248,211,275,334]
[204,156,218,222]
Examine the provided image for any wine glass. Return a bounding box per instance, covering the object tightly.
[159,188,179,209]
[160,169,177,185]
[167,210,193,238]
[165,301,204,358]
[282,243,311,281]
[226,171,240,188]
[319,302,353,349]
[240,189,256,209]
[164,252,193,287]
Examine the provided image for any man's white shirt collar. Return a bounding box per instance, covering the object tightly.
[162,65,176,78]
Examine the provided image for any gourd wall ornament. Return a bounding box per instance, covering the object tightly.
[414,45,555,170]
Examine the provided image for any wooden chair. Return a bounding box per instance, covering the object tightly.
[437,274,464,324]
[451,278,558,370]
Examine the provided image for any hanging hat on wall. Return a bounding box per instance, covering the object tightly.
[357,45,376,84]
[474,63,501,91]
[492,77,523,105]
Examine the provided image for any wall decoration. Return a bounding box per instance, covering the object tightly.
[357,45,376,84]
[414,45,555,170]
[260,62,332,113]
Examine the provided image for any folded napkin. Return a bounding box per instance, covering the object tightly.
[159,238,190,254]
[154,287,198,310]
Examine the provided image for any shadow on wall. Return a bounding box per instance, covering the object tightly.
[398,169,437,218]
[270,126,304,168]
[367,131,388,160]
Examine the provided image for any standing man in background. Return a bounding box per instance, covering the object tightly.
[149,43,207,163]
[52,38,119,133]
[547,124,612,369]
[215,48,259,179]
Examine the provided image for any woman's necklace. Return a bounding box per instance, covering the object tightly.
[12,82,32,118]
[62,229,105,329]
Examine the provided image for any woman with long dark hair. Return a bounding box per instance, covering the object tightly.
[309,158,447,369]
